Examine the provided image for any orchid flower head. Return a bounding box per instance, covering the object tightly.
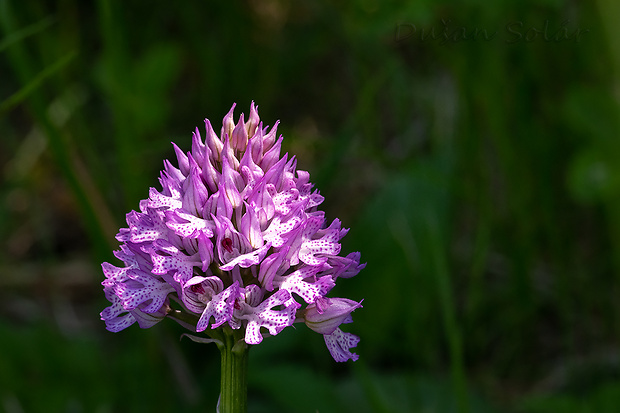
[101,102,364,362]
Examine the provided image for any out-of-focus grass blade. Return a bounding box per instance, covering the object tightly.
[0,50,76,116]
[0,0,116,259]
[425,209,469,413]
[0,14,54,53]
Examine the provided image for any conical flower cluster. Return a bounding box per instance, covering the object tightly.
[101,103,364,361]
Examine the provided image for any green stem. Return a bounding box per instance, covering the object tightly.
[217,328,249,413]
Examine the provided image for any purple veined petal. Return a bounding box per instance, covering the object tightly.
[230,266,244,291]
[182,155,209,216]
[304,297,362,335]
[324,327,360,362]
[212,215,251,265]
[240,203,264,249]
[280,225,305,266]
[238,166,257,201]
[239,140,264,185]
[191,127,206,166]
[197,231,214,271]
[249,122,264,164]
[181,234,200,256]
[284,157,297,184]
[221,103,237,146]
[163,159,185,184]
[259,154,287,193]
[221,134,240,170]
[257,246,290,290]
[261,120,279,154]
[181,275,224,314]
[204,191,232,221]
[172,142,190,176]
[204,118,223,161]
[246,180,275,229]
[241,284,263,307]
[219,242,272,271]
[295,169,310,189]
[220,155,242,208]
[215,188,233,220]
[202,145,220,193]
[240,289,301,345]
[246,101,260,137]
[260,135,287,183]
[231,112,249,152]
[159,170,183,196]
[196,281,241,332]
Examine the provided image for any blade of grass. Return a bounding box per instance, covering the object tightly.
[391,208,469,413]
[0,14,54,53]
[425,209,469,413]
[0,50,76,116]
[0,0,117,259]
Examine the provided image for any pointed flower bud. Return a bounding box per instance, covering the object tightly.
[304,297,363,335]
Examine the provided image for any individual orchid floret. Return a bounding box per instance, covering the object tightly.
[100,102,364,362]
[304,297,363,335]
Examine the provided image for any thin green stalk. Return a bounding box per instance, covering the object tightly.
[0,14,54,52]
[0,50,75,115]
[596,0,620,341]
[391,209,468,413]
[217,327,249,413]
[426,210,469,413]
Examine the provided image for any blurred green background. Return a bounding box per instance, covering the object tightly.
[1,0,619,412]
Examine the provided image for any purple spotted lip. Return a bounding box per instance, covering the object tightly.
[101,103,364,361]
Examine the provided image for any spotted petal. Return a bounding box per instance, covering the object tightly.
[240,290,300,344]
[115,269,175,313]
[196,282,241,331]
[324,328,360,362]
